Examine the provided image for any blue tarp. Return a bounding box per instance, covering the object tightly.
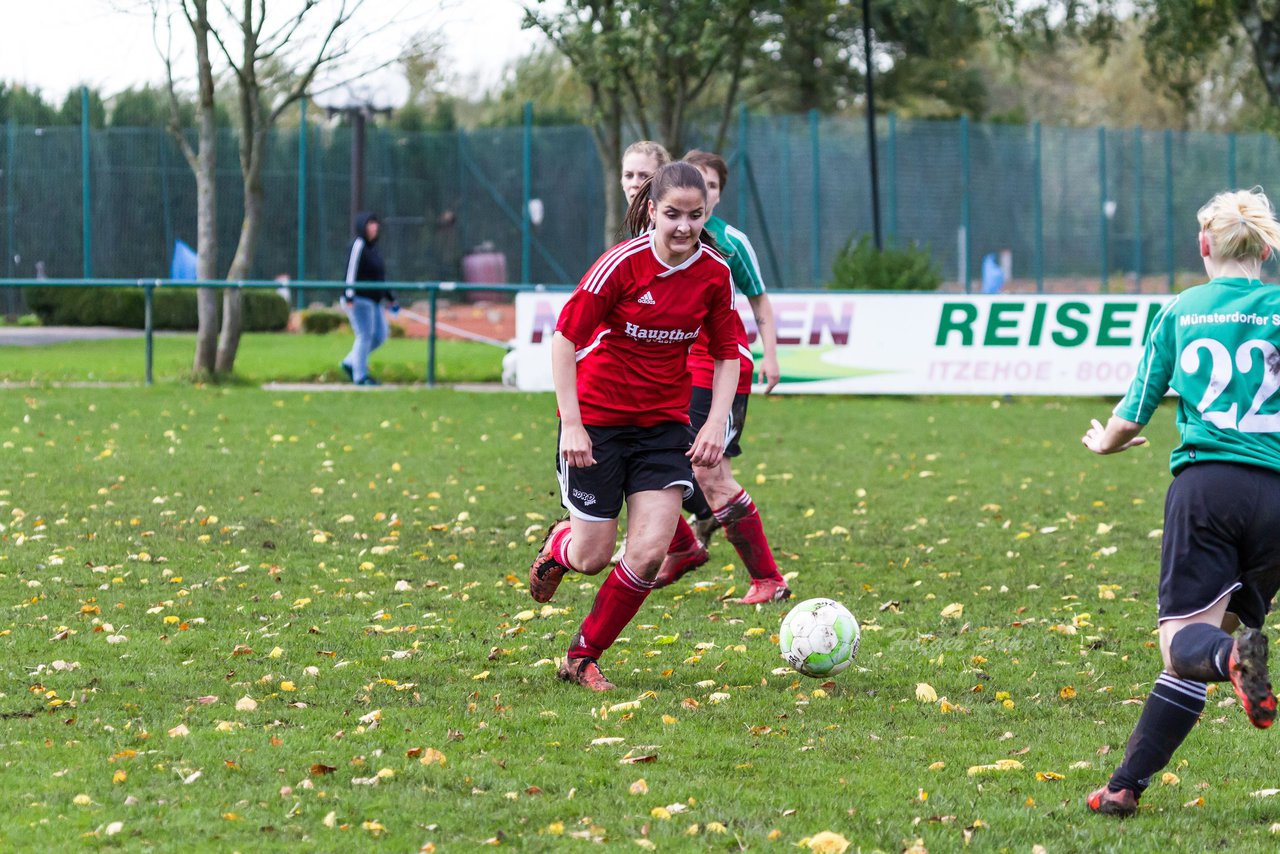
[170,240,197,280]
[981,253,1005,293]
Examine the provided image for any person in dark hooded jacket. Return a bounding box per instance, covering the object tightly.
[340,212,399,385]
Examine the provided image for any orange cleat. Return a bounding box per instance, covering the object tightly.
[734,578,792,604]
[557,656,616,691]
[1086,784,1139,817]
[529,517,571,603]
[1229,628,1277,729]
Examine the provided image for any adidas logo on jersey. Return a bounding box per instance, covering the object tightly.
[637,291,656,305]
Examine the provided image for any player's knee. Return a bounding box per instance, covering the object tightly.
[1166,621,1232,681]
[574,547,612,575]
[619,544,664,576]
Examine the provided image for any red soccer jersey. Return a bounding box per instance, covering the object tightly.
[689,313,754,394]
[556,233,740,427]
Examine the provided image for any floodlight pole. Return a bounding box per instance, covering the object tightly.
[862,0,883,251]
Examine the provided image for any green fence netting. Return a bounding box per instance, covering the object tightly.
[5,114,1280,311]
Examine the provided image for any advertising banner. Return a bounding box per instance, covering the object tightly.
[513,291,1173,395]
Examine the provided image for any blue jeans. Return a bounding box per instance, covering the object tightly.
[343,297,388,381]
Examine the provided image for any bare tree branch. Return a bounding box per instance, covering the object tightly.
[208,12,246,81]
[153,0,199,171]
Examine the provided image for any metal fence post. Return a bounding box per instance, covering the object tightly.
[1228,132,1238,189]
[1133,128,1143,292]
[738,105,749,228]
[297,97,308,308]
[314,125,327,299]
[960,115,971,292]
[780,115,792,273]
[1165,129,1175,290]
[886,112,897,247]
[1099,126,1108,292]
[5,120,14,281]
[456,130,469,257]
[809,109,821,285]
[522,101,532,284]
[160,131,173,274]
[144,283,154,386]
[1033,122,1044,293]
[427,286,439,387]
[81,86,92,278]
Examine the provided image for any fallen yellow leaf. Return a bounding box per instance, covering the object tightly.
[805,831,851,853]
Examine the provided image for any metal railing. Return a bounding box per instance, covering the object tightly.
[2,278,572,387]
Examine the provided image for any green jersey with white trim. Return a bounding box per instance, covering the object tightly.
[1115,276,1280,474]
[703,215,765,297]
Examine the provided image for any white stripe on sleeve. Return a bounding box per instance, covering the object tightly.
[345,238,365,284]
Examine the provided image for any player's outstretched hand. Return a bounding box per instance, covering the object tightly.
[1082,418,1147,455]
[559,424,596,468]
[688,424,726,468]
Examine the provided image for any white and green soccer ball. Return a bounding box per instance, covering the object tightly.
[779,597,860,678]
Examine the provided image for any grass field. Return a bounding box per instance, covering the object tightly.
[3,383,1279,852]
[0,333,504,385]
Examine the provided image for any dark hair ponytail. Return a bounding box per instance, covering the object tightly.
[620,161,723,255]
[622,175,657,238]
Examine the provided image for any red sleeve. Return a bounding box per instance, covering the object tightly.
[703,267,739,361]
[556,254,623,345]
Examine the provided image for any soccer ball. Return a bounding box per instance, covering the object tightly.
[779,598,860,678]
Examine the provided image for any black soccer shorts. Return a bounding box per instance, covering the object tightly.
[688,387,749,458]
[1158,462,1280,629]
[556,422,696,521]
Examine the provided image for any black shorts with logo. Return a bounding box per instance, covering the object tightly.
[556,422,695,521]
[1158,462,1280,629]
[689,387,749,458]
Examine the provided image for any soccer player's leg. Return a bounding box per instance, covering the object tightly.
[694,392,787,602]
[532,427,623,603]
[1089,602,1229,816]
[652,512,709,588]
[1156,466,1279,728]
[1090,465,1275,815]
[562,425,688,690]
[563,489,683,690]
[682,480,719,548]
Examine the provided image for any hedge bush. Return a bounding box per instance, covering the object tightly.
[826,235,943,291]
[25,287,289,331]
[300,308,347,334]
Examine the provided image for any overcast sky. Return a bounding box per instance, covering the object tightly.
[0,0,547,104]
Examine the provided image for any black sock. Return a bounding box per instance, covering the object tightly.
[1110,673,1206,794]
[682,480,713,520]
[1168,622,1234,681]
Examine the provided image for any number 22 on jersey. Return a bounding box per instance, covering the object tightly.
[1181,337,1280,432]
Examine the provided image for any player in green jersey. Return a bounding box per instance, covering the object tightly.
[1083,188,1280,817]
[684,150,781,392]
[647,149,789,604]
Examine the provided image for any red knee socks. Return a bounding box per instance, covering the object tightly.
[567,559,654,660]
[550,525,575,570]
[666,516,699,554]
[715,489,782,582]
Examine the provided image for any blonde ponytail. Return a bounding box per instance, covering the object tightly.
[1197,187,1280,262]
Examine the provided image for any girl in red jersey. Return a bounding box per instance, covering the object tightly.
[528,161,741,691]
